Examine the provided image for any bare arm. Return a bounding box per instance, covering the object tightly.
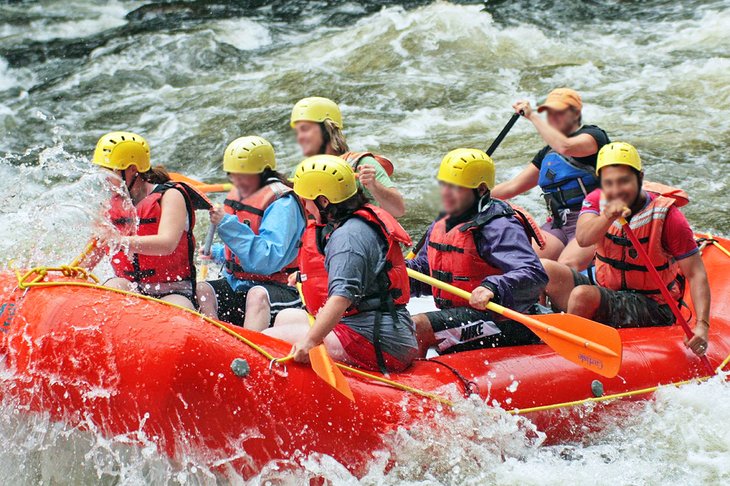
[491,164,539,200]
[513,100,598,157]
[369,183,406,218]
[527,113,598,157]
[575,200,631,247]
[127,189,188,256]
[290,295,351,363]
[678,253,711,355]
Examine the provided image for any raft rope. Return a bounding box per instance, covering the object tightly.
[9,235,730,413]
[12,265,454,406]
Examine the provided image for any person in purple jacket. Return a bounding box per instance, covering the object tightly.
[407,149,548,356]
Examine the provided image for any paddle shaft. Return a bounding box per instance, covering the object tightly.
[619,219,713,373]
[486,112,521,157]
[199,224,217,280]
[407,268,618,358]
[407,112,522,259]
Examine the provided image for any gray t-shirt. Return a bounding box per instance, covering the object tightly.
[325,217,417,362]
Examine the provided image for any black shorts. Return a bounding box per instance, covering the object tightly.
[205,278,302,327]
[425,306,541,354]
[571,270,675,328]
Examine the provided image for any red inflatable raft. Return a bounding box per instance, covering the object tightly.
[1,235,729,478]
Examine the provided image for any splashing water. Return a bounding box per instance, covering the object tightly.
[1,1,730,484]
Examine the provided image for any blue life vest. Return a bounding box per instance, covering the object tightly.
[538,150,599,210]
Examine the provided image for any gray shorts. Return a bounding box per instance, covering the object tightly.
[571,270,675,328]
[540,208,580,246]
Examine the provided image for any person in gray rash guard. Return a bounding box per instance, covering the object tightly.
[407,148,548,356]
[265,155,417,373]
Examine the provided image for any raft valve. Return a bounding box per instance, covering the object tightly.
[591,380,604,397]
[231,358,250,377]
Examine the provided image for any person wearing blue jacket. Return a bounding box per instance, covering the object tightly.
[197,136,306,329]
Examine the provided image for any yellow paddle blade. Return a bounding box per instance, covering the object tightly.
[407,268,623,377]
[518,312,622,378]
[309,344,355,402]
[298,284,355,401]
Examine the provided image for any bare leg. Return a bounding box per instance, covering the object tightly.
[242,286,272,331]
[412,313,436,358]
[534,231,566,261]
[541,259,576,311]
[196,281,218,318]
[262,322,348,362]
[567,285,602,318]
[273,308,308,326]
[104,277,136,291]
[161,293,195,310]
[558,238,596,271]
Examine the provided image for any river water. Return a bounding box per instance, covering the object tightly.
[1,1,729,484]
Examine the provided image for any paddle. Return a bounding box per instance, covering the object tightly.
[407,268,622,378]
[199,223,217,281]
[406,112,522,259]
[295,283,355,401]
[169,172,232,194]
[619,218,714,374]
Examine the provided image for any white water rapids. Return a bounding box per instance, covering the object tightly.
[1,1,729,484]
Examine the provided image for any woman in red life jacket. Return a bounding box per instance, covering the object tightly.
[83,131,199,309]
[542,142,710,357]
[196,136,306,329]
[290,96,405,217]
[263,155,417,373]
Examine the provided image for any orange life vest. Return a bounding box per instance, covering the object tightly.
[595,194,683,304]
[299,204,411,316]
[427,198,539,309]
[110,182,196,288]
[223,181,301,284]
[341,151,394,176]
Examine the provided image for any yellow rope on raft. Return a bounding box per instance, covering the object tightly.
[509,377,714,415]
[10,260,729,414]
[13,265,453,404]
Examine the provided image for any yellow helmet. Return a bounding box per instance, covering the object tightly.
[596,142,642,175]
[437,148,496,189]
[92,131,150,172]
[293,154,357,203]
[290,97,343,129]
[223,136,276,174]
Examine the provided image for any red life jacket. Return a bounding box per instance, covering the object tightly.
[223,181,301,284]
[426,199,537,309]
[341,151,394,176]
[110,182,196,288]
[595,193,683,305]
[299,204,411,316]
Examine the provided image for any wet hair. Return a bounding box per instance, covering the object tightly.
[260,168,293,188]
[322,187,370,223]
[140,166,171,184]
[321,119,349,155]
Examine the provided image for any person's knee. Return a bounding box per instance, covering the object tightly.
[567,285,601,317]
[104,277,134,291]
[273,308,306,326]
[245,287,270,312]
[541,259,571,287]
[412,314,432,334]
[162,294,195,310]
[558,251,591,271]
